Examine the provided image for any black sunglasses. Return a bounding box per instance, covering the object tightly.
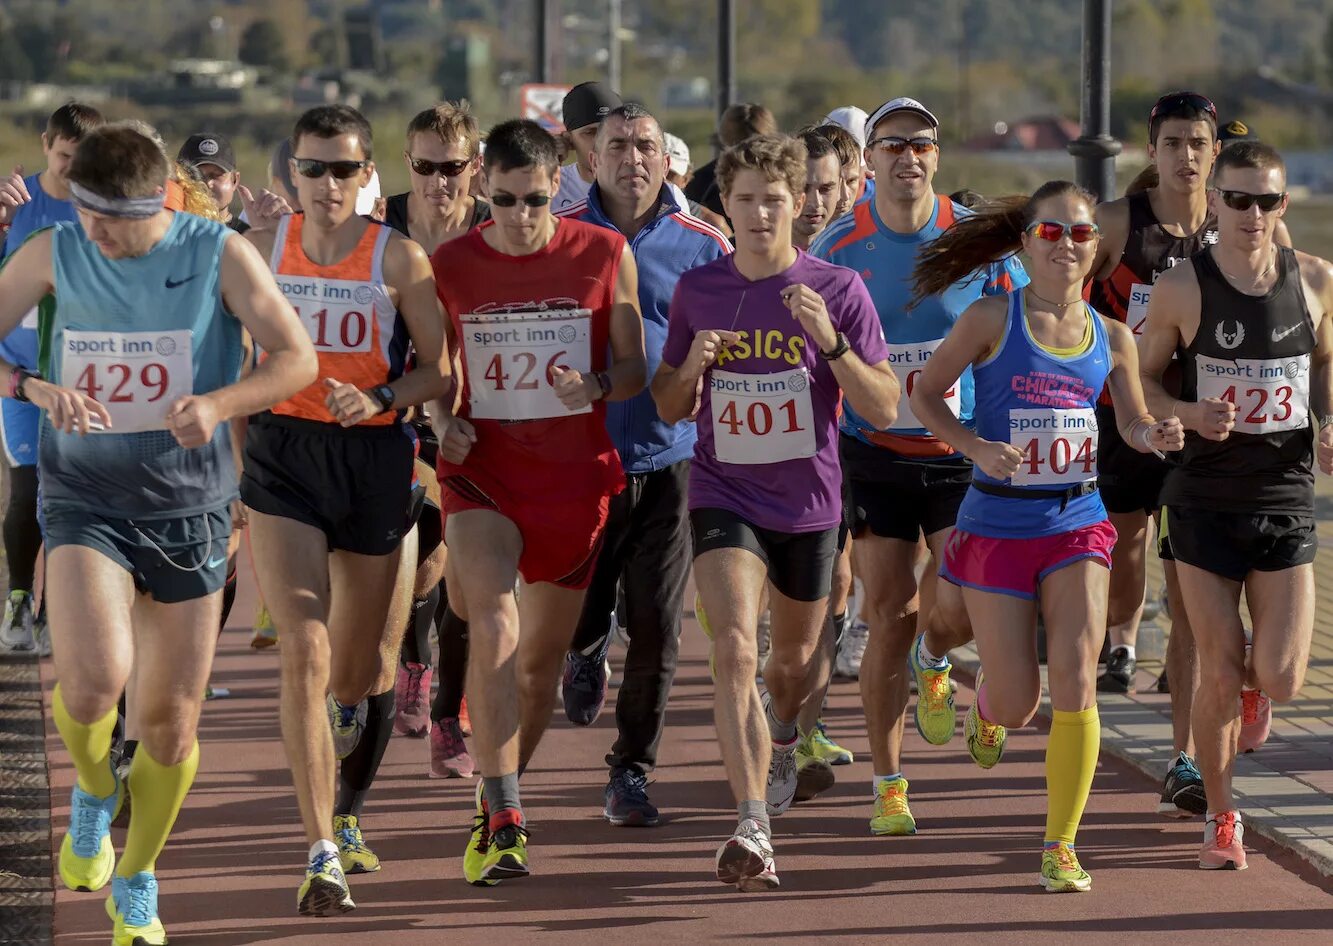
[869,136,938,156]
[490,193,552,208]
[1149,91,1217,124]
[406,155,471,178]
[292,158,369,180]
[1215,189,1286,213]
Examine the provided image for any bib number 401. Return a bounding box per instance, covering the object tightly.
[715,398,804,437]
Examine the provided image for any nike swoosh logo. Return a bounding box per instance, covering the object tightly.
[207,556,227,569]
[1272,325,1301,342]
[165,274,199,289]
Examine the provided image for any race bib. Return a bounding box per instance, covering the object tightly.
[710,368,815,465]
[1126,283,1151,335]
[462,307,592,421]
[885,339,958,430]
[1196,353,1309,435]
[61,329,193,433]
[1009,407,1098,486]
[276,275,390,353]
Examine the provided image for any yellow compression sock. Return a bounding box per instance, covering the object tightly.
[118,741,200,877]
[51,683,118,798]
[1044,705,1100,845]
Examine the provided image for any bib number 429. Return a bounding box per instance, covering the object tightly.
[73,362,170,404]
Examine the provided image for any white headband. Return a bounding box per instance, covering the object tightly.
[69,181,166,219]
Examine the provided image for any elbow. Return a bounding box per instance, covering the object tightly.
[294,344,319,389]
[869,391,899,431]
[649,382,686,425]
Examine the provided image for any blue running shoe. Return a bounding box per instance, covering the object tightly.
[1159,751,1207,818]
[562,628,613,727]
[106,871,167,945]
[604,766,659,826]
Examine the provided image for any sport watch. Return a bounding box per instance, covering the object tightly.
[594,371,612,399]
[367,384,396,414]
[818,332,850,361]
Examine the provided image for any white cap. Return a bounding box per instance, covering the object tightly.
[864,97,940,141]
[663,133,690,177]
[822,106,869,150]
[355,168,381,216]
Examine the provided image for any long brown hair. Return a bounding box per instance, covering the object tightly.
[910,180,1095,306]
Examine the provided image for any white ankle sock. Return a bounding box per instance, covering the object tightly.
[309,838,338,863]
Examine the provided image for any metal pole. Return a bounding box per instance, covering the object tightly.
[1068,0,1121,200]
[718,0,736,118]
[608,0,622,92]
[535,0,548,83]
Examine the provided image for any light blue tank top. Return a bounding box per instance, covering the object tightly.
[39,213,244,518]
[0,174,79,370]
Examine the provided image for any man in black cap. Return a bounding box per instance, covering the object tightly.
[177,132,246,232]
[553,81,622,212]
[1218,119,1258,145]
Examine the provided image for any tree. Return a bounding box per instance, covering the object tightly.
[239,18,289,71]
[0,26,34,82]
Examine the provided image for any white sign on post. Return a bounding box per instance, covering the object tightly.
[520,83,573,132]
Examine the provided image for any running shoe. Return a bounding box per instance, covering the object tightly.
[870,776,916,836]
[766,736,798,815]
[458,695,472,735]
[834,617,868,679]
[394,662,433,737]
[1096,645,1136,693]
[1039,841,1092,892]
[1238,689,1272,753]
[1200,810,1247,870]
[809,719,853,765]
[1155,669,1170,694]
[59,762,123,892]
[964,698,1007,770]
[106,871,166,946]
[793,732,836,802]
[715,819,779,891]
[327,694,366,760]
[0,589,34,654]
[909,635,956,745]
[297,848,356,915]
[430,716,475,778]
[1141,590,1162,622]
[110,751,133,830]
[481,818,530,882]
[250,604,277,649]
[1158,752,1207,817]
[604,766,659,827]
[694,592,718,682]
[562,629,613,726]
[32,610,50,657]
[333,813,380,874]
[463,782,497,886]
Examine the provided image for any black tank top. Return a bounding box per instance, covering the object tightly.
[382,192,492,240]
[1163,247,1315,514]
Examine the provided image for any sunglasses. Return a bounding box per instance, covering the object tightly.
[1026,220,1101,243]
[1215,189,1286,212]
[1149,91,1217,124]
[292,158,369,180]
[490,193,552,208]
[406,155,471,178]
[869,136,938,156]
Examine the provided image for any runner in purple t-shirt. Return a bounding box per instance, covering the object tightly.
[653,134,896,891]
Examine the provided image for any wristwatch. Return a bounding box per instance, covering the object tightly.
[818,332,850,361]
[594,371,612,399]
[366,384,396,414]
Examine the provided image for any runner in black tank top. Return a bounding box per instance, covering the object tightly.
[1137,140,1333,872]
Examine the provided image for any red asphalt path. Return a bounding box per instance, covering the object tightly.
[42,572,1333,945]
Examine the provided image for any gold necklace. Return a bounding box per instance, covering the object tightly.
[1024,286,1083,309]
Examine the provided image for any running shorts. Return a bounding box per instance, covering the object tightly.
[1,399,39,467]
[941,519,1117,601]
[1166,505,1316,582]
[840,434,971,543]
[1096,403,1169,515]
[690,507,839,602]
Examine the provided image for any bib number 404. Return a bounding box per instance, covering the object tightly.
[1016,435,1095,479]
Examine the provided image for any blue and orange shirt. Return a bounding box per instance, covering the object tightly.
[810,194,1027,459]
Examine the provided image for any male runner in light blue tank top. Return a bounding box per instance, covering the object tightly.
[0,125,317,946]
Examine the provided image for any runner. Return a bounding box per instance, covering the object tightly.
[664,131,732,237]
[910,178,1183,891]
[0,123,315,945]
[683,103,778,219]
[0,102,103,655]
[429,118,645,883]
[177,133,246,232]
[807,122,864,226]
[653,133,896,890]
[1138,141,1333,870]
[817,108,873,213]
[556,103,730,826]
[791,130,841,252]
[240,104,451,913]
[553,81,622,213]
[1088,91,1219,815]
[810,97,1026,836]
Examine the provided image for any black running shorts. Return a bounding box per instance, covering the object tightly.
[1166,504,1316,582]
[690,507,838,602]
[840,433,970,543]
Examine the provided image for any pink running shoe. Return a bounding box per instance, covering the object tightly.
[1200,811,1247,870]
[1238,689,1271,753]
[393,662,433,737]
[430,717,475,779]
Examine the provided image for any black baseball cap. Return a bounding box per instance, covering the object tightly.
[1219,119,1258,143]
[562,82,622,131]
[177,133,237,173]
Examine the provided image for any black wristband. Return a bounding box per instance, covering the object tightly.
[11,368,35,402]
[818,332,850,361]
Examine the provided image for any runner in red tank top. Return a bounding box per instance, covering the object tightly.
[429,119,645,886]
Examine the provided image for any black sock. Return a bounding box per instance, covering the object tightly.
[335,689,396,818]
[400,583,440,668]
[431,604,469,722]
[3,465,40,592]
[218,564,239,633]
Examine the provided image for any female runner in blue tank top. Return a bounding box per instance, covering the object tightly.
[908,181,1184,893]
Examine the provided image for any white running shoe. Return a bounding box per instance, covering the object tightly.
[715,819,779,891]
[834,618,868,679]
[0,590,35,654]
[766,737,798,815]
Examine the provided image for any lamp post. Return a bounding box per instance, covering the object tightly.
[718,0,736,118]
[1068,0,1121,200]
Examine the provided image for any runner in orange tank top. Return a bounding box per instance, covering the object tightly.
[239,104,450,917]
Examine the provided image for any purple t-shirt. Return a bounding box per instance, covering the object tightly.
[662,250,889,532]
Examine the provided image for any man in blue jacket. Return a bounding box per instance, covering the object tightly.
[558,103,731,825]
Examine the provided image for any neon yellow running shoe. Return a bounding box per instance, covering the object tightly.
[297,847,355,915]
[481,819,530,882]
[59,763,124,892]
[695,593,717,682]
[794,733,836,802]
[1039,841,1092,892]
[909,635,957,745]
[870,776,916,835]
[333,814,380,873]
[463,781,498,886]
[105,871,167,945]
[964,699,1007,769]
[809,720,853,765]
